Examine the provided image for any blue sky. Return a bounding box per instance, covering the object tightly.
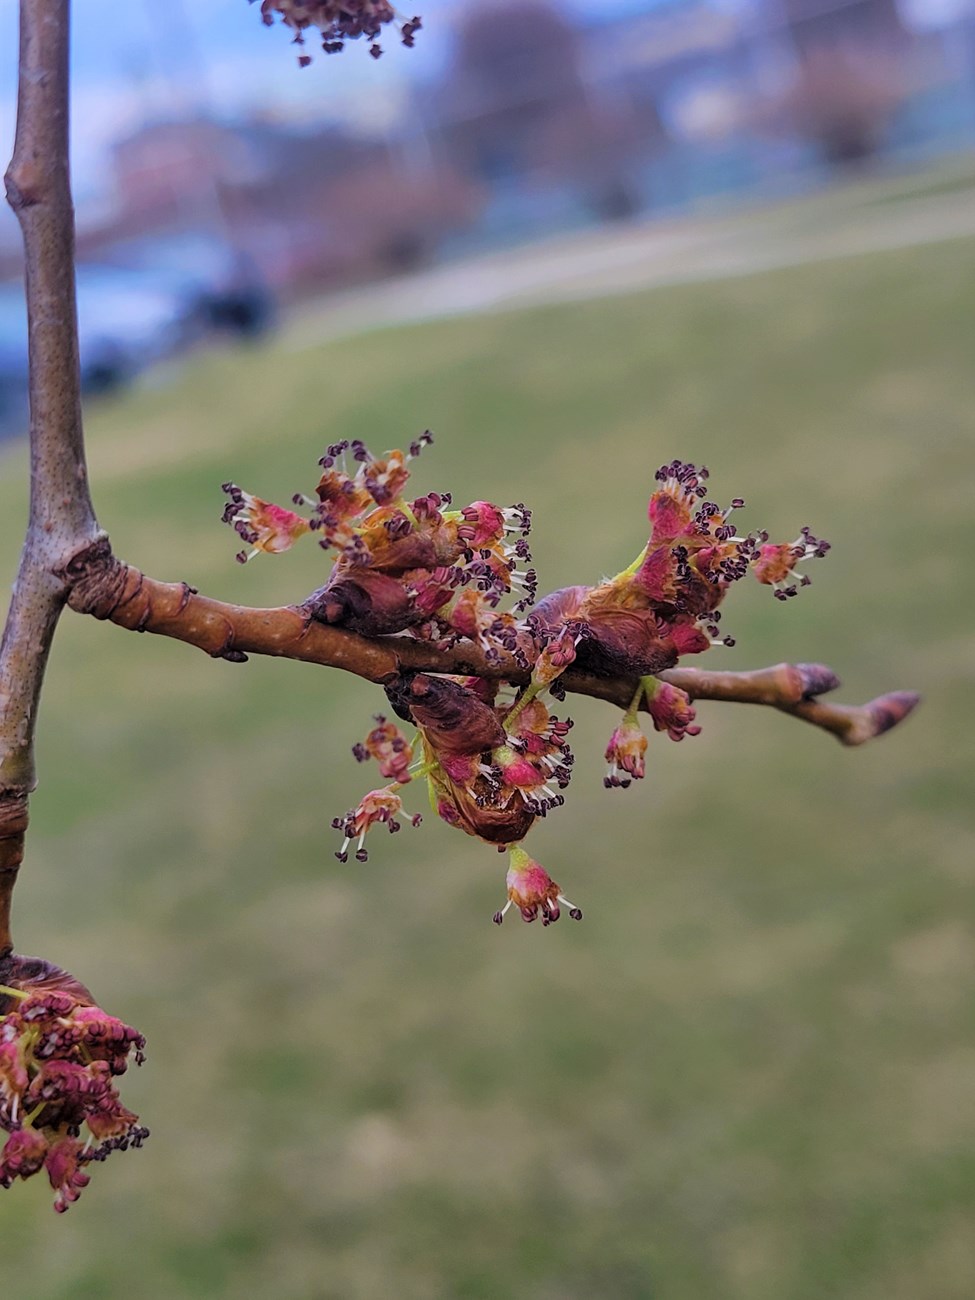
[0,0,966,237]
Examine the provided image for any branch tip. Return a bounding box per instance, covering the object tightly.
[865,690,921,739]
[796,662,841,699]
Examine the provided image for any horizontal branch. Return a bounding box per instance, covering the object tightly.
[64,541,919,748]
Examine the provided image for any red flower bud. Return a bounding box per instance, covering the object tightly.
[405,674,505,758]
[493,846,582,926]
[0,1128,48,1183]
[306,568,422,636]
[0,954,93,1014]
[438,783,537,845]
[576,605,677,679]
[358,716,414,783]
[604,717,647,787]
[646,680,701,742]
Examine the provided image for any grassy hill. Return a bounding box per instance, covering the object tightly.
[1,231,973,1299]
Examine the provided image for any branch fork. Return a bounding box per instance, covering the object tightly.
[0,0,919,963]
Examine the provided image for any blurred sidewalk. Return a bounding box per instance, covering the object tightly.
[283,166,975,349]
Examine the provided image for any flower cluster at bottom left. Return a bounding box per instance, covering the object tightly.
[0,957,147,1212]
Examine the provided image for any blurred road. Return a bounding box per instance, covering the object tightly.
[286,177,975,349]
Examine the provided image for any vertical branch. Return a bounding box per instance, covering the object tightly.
[0,0,98,954]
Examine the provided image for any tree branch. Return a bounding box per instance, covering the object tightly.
[0,0,920,960]
[643,664,916,746]
[63,543,920,748]
[0,0,100,955]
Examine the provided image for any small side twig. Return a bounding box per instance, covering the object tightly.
[658,663,919,746]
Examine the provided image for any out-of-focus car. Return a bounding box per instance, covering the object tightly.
[75,264,191,390]
[0,263,193,433]
[0,294,29,438]
[101,233,274,339]
[0,234,275,437]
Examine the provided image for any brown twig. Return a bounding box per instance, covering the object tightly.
[63,543,920,748]
[0,0,100,955]
[545,662,917,745]
[658,664,918,746]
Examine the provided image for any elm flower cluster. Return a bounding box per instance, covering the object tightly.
[223,442,828,929]
[529,459,829,684]
[524,459,827,793]
[0,956,147,1213]
[254,1,421,63]
[222,433,537,645]
[327,672,578,915]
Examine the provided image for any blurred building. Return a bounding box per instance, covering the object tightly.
[407,0,974,236]
[752,0,913,166]
[88,116,481,295]
[430,1,661,221]
[781,0,908,59]
[586,2,751,143]
[5,0,970,292]
[436,1,588,181]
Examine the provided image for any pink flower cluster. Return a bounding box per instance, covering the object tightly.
[526,459,827,793]
[337,678,580,927]
[223,444,828,929]
[529,459,829,683]
[0,957,147,1212]
[223,435,536,649]
[256,1,421,63]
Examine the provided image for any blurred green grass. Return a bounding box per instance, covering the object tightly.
[1,232,973,1300]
